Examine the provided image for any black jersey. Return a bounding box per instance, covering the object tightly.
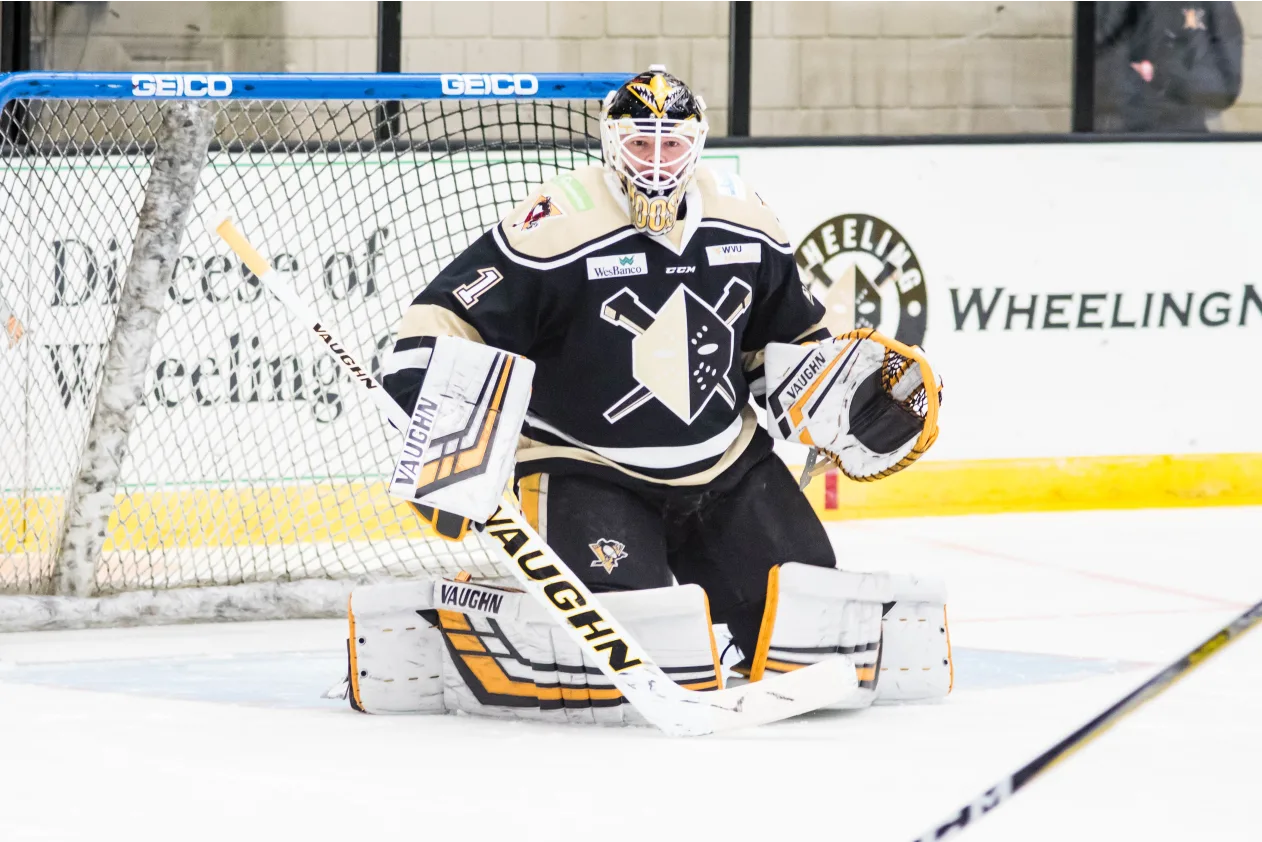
[383,164,829,490]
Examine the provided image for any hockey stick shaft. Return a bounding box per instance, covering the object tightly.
[912,597,1262,840]
[214,216,859,736]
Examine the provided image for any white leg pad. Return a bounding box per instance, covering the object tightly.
[752,562,891,710]
[874,573,953,704]
[348,580,447,714]
[344,578,722,725]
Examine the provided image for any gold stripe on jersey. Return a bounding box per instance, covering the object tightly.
[518,473,543,531]
[516,405,761,487]
[793,321,832,343]
[691,167,792,246]
[496,164,794,263]
[742,322,829,373]
[394,303,484,343]
[498,165,632,261]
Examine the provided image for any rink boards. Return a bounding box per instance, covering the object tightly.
[2,142,1260,561]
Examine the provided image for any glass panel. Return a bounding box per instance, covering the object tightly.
[1094,2,1248,133]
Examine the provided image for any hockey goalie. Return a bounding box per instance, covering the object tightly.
[335,67,950,726]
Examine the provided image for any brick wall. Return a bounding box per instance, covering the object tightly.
[22,1,1262,135]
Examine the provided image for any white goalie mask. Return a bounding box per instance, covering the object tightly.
[601,67,709,236]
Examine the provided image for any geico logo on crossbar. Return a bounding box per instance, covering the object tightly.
[132,74,233,98]
[440,73,540,96]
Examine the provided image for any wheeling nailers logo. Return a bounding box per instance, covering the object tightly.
[513,195,564,232]
[795,214,928,347]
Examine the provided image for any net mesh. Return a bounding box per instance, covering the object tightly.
[0,96,602,596]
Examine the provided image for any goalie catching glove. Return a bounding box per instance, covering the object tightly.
[384,335,533,528]
[765,329,942,481]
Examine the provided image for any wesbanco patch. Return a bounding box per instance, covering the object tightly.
[587,253,647,279]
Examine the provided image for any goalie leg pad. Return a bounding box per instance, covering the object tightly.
[874,574,953,704]
[345,579,722,725]
[437,584,720,727]
[749,561,891,710]
[348,580,447,714]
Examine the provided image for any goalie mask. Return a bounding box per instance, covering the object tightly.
[602,65,708,236]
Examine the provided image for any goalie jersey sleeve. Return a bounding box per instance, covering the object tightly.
[382,229,561,422]
[385,164,828,489]
[740,228,832,404]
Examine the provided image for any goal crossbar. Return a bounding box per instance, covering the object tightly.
[0,71,631,106]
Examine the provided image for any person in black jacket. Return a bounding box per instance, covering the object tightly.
[1095,2,1244,132]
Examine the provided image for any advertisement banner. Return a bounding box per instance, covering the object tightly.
[724,144,1262,461]
[719,144,1262,514]
[4,142,1259,558]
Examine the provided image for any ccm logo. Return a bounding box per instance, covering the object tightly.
[665,266,696,274]
[440,73,540,96]
[132,74,233,98]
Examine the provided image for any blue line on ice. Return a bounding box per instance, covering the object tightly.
[0,647,1142,709]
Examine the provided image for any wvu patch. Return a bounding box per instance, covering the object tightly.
[589,538,628,574]
[706,243,762,265]
[514,194,564,231]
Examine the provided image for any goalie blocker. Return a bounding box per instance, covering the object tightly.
[384,335,534,538]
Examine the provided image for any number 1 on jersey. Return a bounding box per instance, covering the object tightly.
[455,267,505,309]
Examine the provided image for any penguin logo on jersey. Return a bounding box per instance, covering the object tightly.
[589,538,628,574]
[600,278,752,424]
[513,195,564,232]
[794,214,927,347]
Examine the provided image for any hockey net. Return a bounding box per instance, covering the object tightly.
[0,72,619,629]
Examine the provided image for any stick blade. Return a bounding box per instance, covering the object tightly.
[642,657,859,736]
[707,657,860,732]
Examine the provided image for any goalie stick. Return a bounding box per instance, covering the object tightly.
[213,215,861,737]
[911,597,1262,840]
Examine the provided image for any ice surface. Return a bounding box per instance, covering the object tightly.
[1,507,1258,842]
